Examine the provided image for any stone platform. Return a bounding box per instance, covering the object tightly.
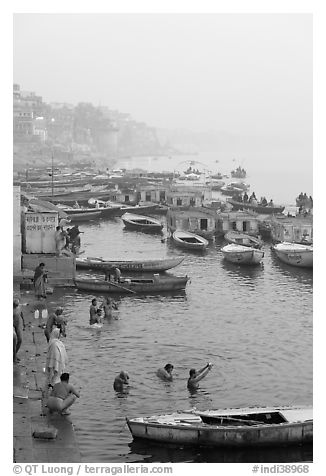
[13,292,81,463]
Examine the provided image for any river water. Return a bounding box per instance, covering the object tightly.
[46,215,313,463]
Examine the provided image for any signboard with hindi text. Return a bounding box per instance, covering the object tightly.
[24,212,58,253]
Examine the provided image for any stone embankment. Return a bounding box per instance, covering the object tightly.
[13,289,81,463]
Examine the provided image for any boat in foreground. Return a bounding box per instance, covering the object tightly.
[126,405,312,448]
[122,213,163,233]
[224,231,263,249]
[75,274,189,294]
[228,198,285,215]
[172,230,209,250]
[272,242,313,268]
[76,256,184,272]
[221,244,264,265]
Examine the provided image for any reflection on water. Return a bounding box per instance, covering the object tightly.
[55,218,312,462]
[127,441,313,464]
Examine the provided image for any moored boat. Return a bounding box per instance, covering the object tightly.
[126,405,312,448]
[221,244,264,265]
[224,231,263,249]
[228,198,285,215]
[272,242,313,268]
[172,230,209,250]
[76,256,184,272]
[68,210,102,222]
[121,213,163,233]
[74,274,189,294]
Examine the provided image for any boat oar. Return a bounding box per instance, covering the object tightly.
[107,280,136,294]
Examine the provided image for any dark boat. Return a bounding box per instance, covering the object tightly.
[228,198,285,215]
[224,231,263,249]
[76,256,184,272]
[74,274,189,294]
[88,199,161,217]
[121,213,163,233]
[68,210,102,222]
[231,167,247,178]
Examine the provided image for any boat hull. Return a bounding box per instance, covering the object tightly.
[126,406,312,448]
[273,243,313,268]
[68,211,102,222]
[221,244,264,265]
[224,231,262,248]
[75,276,188,294]
[172,231,209,250]
[76,257,184,272]
[228,199,285,215]
[122,213,163,233]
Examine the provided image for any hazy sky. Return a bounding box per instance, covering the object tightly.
[13,13,312,137]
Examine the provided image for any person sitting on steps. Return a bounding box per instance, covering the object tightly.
[46,372,80,416]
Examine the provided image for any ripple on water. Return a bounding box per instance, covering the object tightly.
[54,219,312,462]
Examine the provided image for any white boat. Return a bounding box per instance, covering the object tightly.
[272,242,313,268]
[121,213,163,233]
[221,244,264,265]
[126,405,312,448]
[224,231,263,249]
[172,230,209,250]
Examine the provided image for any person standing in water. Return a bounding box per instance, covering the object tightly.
[156,363,174,381]
[100,297,118,318]
[187,363,213,390]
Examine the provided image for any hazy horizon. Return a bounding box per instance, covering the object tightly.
[14,13,312,140]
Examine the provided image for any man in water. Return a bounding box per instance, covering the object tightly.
[89,298,98,325]
[113,371,129,392]
[100,297,118,318]
[156,363,174,381]
[187,363,213,390]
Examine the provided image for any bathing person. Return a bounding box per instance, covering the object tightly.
[44,307,66,342]
[13,298,25,363]
[46,328,68,388]
[100,297,118,318]
[156,363,174,381]
[33,263,47,299]
[187,363,213,390]
[89,298,98,324]
[47,373,80,415]
[113,371,129,392]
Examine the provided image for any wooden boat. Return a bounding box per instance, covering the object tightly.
[76,256,184,272]
[221,244,264,265]
[228,198,285,215]
[224,231,263,249]
[231,167,247,179]
[221,182,249,196]
[272,242,313,268]
[211,181,225,191]
[172,230,209,250]
[88,199,160,217]
[68,211,102,222]
[126,405,312,448]
[121,213,163,233]
[74,275,189,294]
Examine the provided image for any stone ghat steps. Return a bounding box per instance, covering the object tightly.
[13,293,81,463]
